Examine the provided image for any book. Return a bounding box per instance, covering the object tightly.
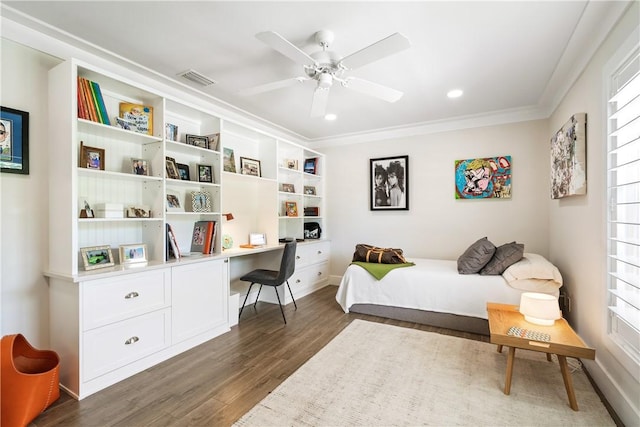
[119,102,153,135]
[82,78,99,123]
[90,81,110,125]
[88,81,104,123]
[76,78,89,120]
[167,223,181,259]
[203,221,215,255]
[190,221,210,253]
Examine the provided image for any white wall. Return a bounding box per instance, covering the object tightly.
[548,3,639,425]
[323,119,550,275]
[0,39,61,346]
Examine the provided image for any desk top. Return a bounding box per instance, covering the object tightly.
[486,302,595,360]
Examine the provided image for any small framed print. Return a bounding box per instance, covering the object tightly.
[176,163,190,181]
[166,192,183,212]
[80,245,115,270]
[285,201,298,217]
[206,133,220,151]
[119,243,148,264]
[191,191,211,212]
[304,186,316,195]
[285,158,298,170]
[240,157,261,177]
[223,147,236,173]
[186,134,209,149]
[197,164,213,183]
[281,183,295,193]
[132,158,149,176]
[166,156,180,180]
[126,205,150,218]
[80,142,105,170]
[165,123,178,141]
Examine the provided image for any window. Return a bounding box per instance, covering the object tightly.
[606,44,639,364]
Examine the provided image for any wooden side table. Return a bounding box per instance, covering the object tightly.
[486,302,595,411]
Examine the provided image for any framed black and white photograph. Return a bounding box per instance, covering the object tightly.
[80,245,115,270]
[370,155,409,211]
[240,157,261,177]
[166,156,180,180]
[119,243,148,264]
[186,134,209,149]
[197,164,213,183]
[0,106,29,174]
[176,163,190,181]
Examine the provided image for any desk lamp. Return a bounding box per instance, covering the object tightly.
[519,292,561,326]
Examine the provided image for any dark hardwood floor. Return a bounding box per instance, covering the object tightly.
[31,285,487,427]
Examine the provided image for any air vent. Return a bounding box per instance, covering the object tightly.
[177,69,217,87]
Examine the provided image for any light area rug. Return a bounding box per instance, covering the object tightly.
[234,319,613,426]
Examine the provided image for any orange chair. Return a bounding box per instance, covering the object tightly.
[1,334,60,427]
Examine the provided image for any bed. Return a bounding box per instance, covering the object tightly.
[335,253,562,335]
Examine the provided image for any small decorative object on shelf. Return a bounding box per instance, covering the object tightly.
[285,158,298,170]
[197,164,213,183]
[131,158,149,176]
[114,116,135,130]
[176,163,190,180]
[223,147,236,173]
[285,201,298,217]
[206,133,220,151]
[79,199,94,218]
[119,243,147,264]
[222,234,234,250]
[165,156,180,179]
[165,123,178,141]
[304,207,319,216]
[95,203,124,218]
[281,183,295,193]
[79,142,105,170]
[304,157,318,175]
[186,134,209,149]
[80,245,115,271]
[240,157,261,177]
[191,191,211,212]
[304,186,316,195]
[126,206,150,218]
[119,103,153,135]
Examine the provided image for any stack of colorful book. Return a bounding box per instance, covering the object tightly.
[191,221,217,254]
[77,77,110,125]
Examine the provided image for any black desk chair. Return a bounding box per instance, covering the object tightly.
[239,241,297,324]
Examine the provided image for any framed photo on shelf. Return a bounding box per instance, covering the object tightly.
[281,183,295,193]
[176,163,190,180]
[0,106,29,175]
[119,243,147,264]
[165,156,180,180]
[126,205,150,218]
[197,164,213,183]
[240,157,261,177]
[131,158,149,176]
[80,245,115,271]
[119,103,153,135]
[80,142,105,170]
[223,147,236,173]
[190,191,211,212]
[206,133,220,151]
[186,134,209,149]
[165,123,178,141]
[285,159,298,170]
[166,192,183,212]
[370,155,409,211]
[304,157,318,175]
[304,186,316,195]
[285,201,298,217]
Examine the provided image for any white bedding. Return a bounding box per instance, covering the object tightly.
[336,258,560,320]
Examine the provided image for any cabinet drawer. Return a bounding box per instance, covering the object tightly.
[83,308,170,381]
[291,261,329,289]
[82,269,170,330]
[295,241,330,268]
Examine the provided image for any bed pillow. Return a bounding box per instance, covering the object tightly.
[479,242,524,275]
[457,237,496,274]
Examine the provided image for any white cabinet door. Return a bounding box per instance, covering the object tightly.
[171,259,227,344]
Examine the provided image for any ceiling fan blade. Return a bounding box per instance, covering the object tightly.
[256,31,316,67]
[310,87,330,117]
[237,77,307,96]
[344,77,404,103]
[340,32,411,70]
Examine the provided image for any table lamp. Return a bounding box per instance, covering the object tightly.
[519,292,561,326]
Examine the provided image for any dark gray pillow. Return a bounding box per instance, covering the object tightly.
[480,242,524,275]
[457,237,496,274]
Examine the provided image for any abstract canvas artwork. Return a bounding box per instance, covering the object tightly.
[455,156,512,199]
[550,113,587,199]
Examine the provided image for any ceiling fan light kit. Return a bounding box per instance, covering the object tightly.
[242,30,411,118]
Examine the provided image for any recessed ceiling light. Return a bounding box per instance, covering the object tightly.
[447,89,463,98]
[324,113,337,121]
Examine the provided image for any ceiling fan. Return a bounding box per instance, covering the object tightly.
[239,30,411,117]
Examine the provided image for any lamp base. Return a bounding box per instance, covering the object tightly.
[524,315,555,326]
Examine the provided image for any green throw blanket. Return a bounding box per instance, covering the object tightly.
[351,261,415,280]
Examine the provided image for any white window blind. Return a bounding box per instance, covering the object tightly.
[607,47,640,361]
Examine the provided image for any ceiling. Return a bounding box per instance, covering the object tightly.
[0,1,629,144]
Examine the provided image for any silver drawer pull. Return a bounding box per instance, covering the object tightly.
[296,279,301,283]
[296,255,301,259]
[317,272,322,276]
[317,250,322,254]
[124,292,139,299]
[125,336,139,345]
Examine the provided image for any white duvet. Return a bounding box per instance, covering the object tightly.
[336,257,560,320]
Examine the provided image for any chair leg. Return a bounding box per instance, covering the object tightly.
[274,285,287,324]
[239,283,256,319]
[286,280,297,310]
[254,285,264,310]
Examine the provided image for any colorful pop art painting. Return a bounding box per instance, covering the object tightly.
[455,156,512,199]
[550,113,586,199]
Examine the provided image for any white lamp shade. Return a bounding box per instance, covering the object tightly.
[519,292,561,326]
